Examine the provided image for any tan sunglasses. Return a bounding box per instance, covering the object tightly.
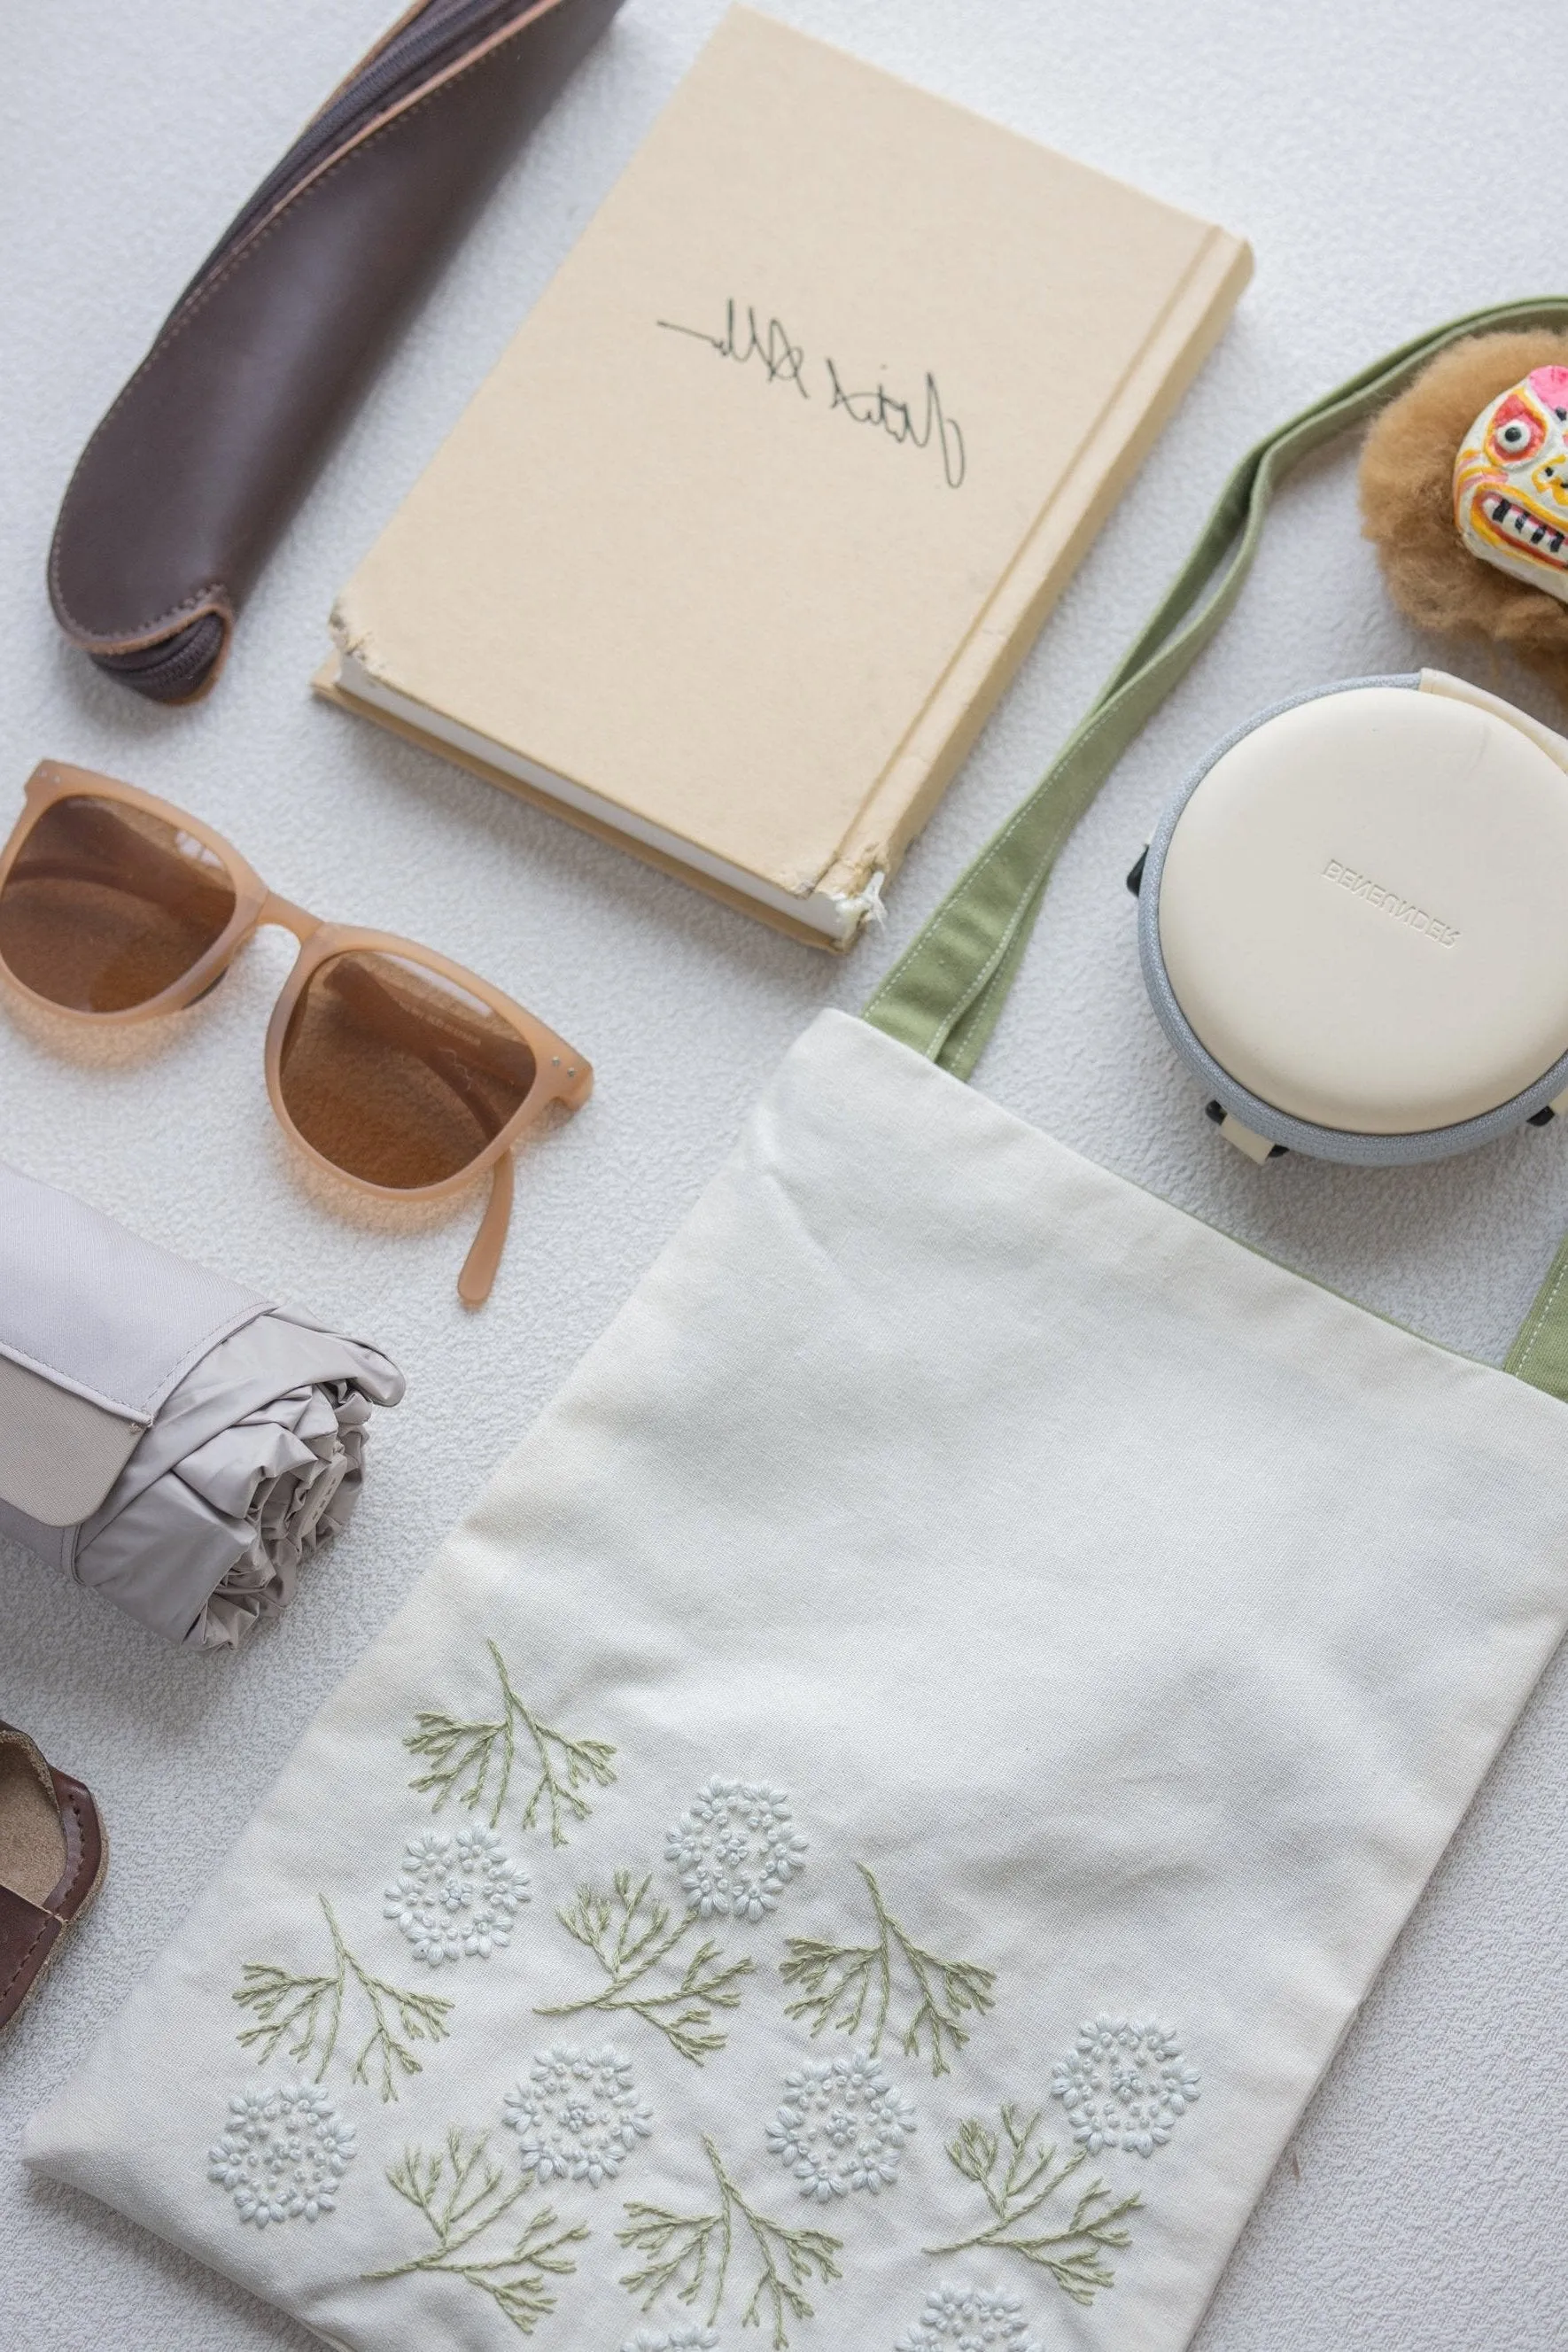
[0,762,592,1306]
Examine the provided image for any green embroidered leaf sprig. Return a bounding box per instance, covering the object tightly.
[233,1894,452,2102]
[925,2104,1141,2306]
[535,1868,755,2062]
[617,2133,842,2351]
[362,2129,588,2333]
[405,1638,617,1845]
[779,1861,996,2076]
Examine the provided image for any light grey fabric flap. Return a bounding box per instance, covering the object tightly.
[0,1163,267,1518]
[0,1354,143,1525]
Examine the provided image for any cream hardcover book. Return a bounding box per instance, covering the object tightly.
[321,6,1250,946]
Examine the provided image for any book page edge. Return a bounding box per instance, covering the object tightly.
[311,656,862,952]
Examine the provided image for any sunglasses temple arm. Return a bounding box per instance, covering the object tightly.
[320,968,521,1307]
[459,1148,514,1308]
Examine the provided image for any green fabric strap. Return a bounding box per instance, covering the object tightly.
[1505,1230,1568,1393]
[865,295,1568,1075]
[862,294,1568,1399]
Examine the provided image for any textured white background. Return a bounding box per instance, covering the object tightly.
[1,2,1564,2346]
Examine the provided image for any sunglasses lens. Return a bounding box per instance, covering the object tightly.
[0,794,237,1013]
[276,950,538,1190]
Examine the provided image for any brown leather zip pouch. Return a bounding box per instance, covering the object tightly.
[48,0,625,704]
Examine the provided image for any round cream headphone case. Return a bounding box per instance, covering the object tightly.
[1138,671,1568,1163]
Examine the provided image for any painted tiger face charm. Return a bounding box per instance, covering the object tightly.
[1454,367,1568,604]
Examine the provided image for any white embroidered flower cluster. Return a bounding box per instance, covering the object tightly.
[503,2043,653,2185]
[665,1776,808,1921]
[383,1825,530,1966]
[1051,2015,1200,2156]
[619,2329,722,2351]
[207,2081,357,2226]
[766,2049,917,2200]
[896,2281,1042,2349]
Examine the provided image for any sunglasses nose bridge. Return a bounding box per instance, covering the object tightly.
[259,893,322,944]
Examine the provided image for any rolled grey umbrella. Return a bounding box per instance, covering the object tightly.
[0,1165,403,1649]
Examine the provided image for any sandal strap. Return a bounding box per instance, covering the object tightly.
[0,1878,62,2024]
[42,1769,103,1919]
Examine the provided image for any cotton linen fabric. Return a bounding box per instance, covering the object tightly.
[26,1010,1568,2351]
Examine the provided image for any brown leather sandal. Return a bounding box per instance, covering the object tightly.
[0,1720,107,2035]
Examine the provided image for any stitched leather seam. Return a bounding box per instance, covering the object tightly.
[203,0,566,294]
[58,589,232,660]
[49,0,570,645]
[0,1911,53,2005]
[55,1788,94,1910]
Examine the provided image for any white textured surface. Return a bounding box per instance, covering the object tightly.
[0,1,1564,2345]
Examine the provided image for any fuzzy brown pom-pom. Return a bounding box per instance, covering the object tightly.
[1359,330,1568,695]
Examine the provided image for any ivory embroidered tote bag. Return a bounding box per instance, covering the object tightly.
[27,297,1568,2352]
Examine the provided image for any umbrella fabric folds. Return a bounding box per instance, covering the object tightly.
[0,1166,402,1649]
